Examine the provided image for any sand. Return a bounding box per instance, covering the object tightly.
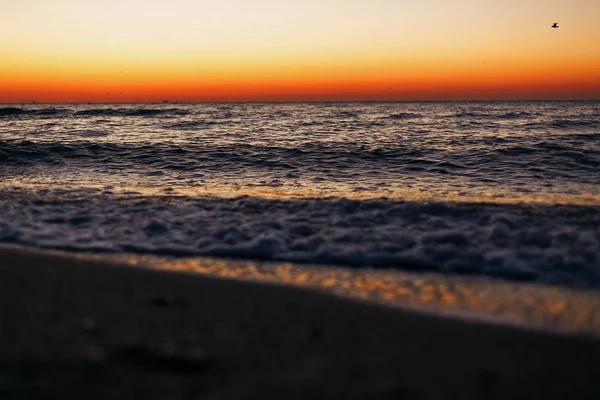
[1,246,600,399]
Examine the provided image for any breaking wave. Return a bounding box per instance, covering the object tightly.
[0,189,598,288]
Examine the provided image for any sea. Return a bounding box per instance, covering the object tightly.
[1,101,599,292]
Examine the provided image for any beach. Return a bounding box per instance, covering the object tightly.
[1,102,599,397]
[2,0,600,396]
[2,245,600,399]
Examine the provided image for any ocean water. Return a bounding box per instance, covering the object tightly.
[1,102,599,289]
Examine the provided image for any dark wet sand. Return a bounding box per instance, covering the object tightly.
[1,246,600,399]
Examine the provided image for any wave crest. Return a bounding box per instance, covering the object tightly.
[0,107,26,116]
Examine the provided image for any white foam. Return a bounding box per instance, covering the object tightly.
[0,186,598,288]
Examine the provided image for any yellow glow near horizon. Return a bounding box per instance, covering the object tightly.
[1,0,599,102]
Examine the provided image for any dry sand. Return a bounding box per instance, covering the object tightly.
[1,246,600,399]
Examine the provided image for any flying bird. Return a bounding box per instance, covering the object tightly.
[552,23,559,28]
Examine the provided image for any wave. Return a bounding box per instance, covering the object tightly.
[74,108,192,117]
[1,190,599,288]
[0,139,595,164]
[522,118,600,131]
[0,107,26,116]
[162,120,222,130]
[500,111,538,119]
[384,112,423,119]
[0,107,72,117]
[0,106,194,118]
[2,139,599,185]
[549,118,600,129]
[454,111,537,119]
[336,111,361,118]
[31,108,71,116]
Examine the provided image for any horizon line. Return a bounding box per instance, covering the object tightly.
[2,99,600,105]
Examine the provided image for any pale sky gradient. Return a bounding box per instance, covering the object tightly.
[1,0,599,101]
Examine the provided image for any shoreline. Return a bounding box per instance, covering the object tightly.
[4,243,599,338]
[2,246,600,398]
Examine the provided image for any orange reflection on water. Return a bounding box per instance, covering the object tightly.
[3,182,600,207]
[121,255,600,336]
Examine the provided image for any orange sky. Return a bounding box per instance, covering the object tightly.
[1,0,599,102]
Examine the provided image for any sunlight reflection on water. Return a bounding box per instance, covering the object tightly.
[3,181,600,206]
[110,253,600,337]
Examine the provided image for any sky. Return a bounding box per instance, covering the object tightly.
[1,0,599,102]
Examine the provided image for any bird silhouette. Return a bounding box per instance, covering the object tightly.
[552,23,559,28]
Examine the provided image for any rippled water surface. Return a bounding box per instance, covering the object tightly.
[2,102,599,202]
[1,102,599,288]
